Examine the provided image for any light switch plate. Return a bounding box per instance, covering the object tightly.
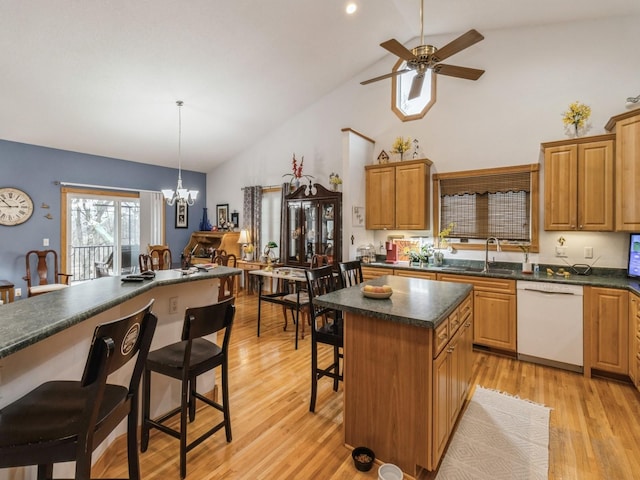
[584,246,593,259]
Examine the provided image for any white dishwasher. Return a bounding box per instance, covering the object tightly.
[516,281,584,373]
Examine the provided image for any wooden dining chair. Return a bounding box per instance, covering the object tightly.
[338,260,364,288]
[140,245,172,271]
[213,252,238,301]
[24,249,72,296]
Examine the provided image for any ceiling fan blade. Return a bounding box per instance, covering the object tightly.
[434,64,485,80]
[380,39,416,62]
[408,74,425,100]
[433,29,484,62]
[360,69,411,85]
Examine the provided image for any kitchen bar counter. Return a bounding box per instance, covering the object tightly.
[0,267,240,359]
[0,266,240,480]
[315,274,474,476]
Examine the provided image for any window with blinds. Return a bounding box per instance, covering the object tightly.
[438,168,534,242]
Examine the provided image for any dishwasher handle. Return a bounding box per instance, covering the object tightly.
[521,287,576,295]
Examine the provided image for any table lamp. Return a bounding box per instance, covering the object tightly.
[238,229,251,260]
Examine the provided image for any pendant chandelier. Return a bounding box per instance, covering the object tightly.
[162,100,198,206]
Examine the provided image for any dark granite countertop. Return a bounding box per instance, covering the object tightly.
[0,267,241,359]
[313,275,472,329]
[362,261,640,295]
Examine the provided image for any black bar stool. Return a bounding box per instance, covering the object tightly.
[0,300,157,480]
[141,298,235,479]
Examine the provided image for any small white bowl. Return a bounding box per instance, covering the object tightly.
[378,463,403,480]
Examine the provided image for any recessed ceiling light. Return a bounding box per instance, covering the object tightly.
[346,3,357,15]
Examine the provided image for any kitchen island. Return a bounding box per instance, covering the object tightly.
[314,274,474,476]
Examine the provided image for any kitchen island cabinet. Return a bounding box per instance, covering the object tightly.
[313,275,473,475]
[630,292,640,390]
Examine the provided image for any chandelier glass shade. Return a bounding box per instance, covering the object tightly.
[162,100,199,206]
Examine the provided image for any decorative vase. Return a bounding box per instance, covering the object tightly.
[574,123,579,137]
[199,208,212,231]
[522,262,532,273]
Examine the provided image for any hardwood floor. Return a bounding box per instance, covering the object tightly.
[99,290,640,479]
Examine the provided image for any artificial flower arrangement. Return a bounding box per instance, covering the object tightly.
[562,101,591,136]
[329,172,343,185]
[438,222,455,248]
[390,136,412,160]
[283,153,314,186]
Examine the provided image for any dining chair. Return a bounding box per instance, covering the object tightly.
[0,300,157,479]
[213,252,238,301]
[140,245,172,271]
[338,260,364,288]
[24,249,72,296]
[305,265,343,412]
[141,298,235,479]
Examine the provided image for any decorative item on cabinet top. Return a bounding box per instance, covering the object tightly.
[390,136,412,161]
[283,153,314,189]
[562,100,591,137]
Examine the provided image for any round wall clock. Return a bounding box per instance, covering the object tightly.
[0,187,34,226]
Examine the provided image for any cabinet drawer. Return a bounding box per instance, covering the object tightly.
[434,319,450,357]
[436,273,515,294]
[393,269,437,280]
[361,266,390,280]
[449,310,462,336]
[458,294,472,323]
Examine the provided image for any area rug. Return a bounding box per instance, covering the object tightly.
[435,386,551,480]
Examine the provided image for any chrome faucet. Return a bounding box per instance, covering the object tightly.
[484,237,501,272]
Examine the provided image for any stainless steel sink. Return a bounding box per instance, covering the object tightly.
[441,266,484,273]
[485,268,514,275]
[441,266,514,275]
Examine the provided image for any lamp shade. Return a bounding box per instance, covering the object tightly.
[238,229,251,244]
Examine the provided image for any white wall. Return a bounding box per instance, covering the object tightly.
[207,15,640,268]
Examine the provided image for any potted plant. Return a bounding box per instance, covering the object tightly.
[244,243,254,261]
[519,243,532,273]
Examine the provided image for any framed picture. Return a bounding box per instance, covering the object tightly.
[175,200,188,229]
[216,203,229,228]
[352,206,365,227]
[230,211,239,229]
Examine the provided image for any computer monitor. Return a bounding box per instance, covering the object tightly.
[627,233,640,278]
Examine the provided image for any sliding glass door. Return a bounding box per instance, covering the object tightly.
[62,188,140,281]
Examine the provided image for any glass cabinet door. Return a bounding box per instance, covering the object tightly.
[287,201,302,263]
[320,201,336,263]
[303,201,317,263]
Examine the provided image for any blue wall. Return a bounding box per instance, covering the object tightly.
[0,140,206,298]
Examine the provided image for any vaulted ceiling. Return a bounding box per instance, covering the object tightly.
[2,0,639,172]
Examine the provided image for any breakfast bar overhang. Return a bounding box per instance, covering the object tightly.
[314,274,474,476]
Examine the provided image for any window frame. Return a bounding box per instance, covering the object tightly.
[432,164,540,253]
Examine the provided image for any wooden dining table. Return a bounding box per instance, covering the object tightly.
[249,267,309,349]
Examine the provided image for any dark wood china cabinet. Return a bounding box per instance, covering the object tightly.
[283,183,341,269]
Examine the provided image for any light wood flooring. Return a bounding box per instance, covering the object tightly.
[99,290,640,479]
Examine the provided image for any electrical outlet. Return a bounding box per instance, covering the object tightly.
[169,297,178,314]
[15,288,22,297]
[584,246,593,259]
[555,246,567,257]
[43,238,49,247]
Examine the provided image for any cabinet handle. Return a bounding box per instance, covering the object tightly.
[447,346,455,353]
[438,332,448,340]
[465,322,471,327]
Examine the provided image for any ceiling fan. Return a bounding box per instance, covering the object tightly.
[361,0,485,100]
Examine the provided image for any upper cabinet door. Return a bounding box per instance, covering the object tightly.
[366,165,395,229]
[614,113,640,231]
[395,161,429,230]
[543,135,614,231]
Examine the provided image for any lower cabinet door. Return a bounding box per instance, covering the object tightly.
[473,290,516,351]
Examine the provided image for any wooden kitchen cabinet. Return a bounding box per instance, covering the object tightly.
[393,268,437,280]
[365,158,432,230]
[584,286,629,377]
[360,266,389,281]
[432,294,474,465]
[629,292,640,390]
[437,273,516,353]
[605,110,640,231]
[542,134,615,231]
